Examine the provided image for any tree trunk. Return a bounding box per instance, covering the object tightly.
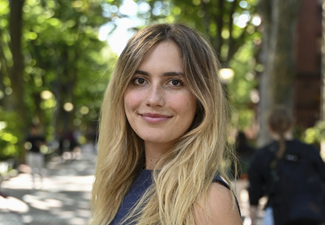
[9,0,25,116]
[215,0,224,57]
[9,0,26,161]
[257,0,302,147]
[0,44,6,107]
[321,0,325,158]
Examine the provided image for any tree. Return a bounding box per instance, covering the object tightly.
[321,0,325,156]
[257,0,302,147]
[0,0,11,108]
[9,0,25,116]
[0,0,117,159]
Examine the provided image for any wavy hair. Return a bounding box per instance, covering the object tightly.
[91,23,235,225]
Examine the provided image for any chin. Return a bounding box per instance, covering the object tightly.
[140,134,176,146]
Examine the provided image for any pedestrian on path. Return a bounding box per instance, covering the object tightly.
[91,23,241,225]
[24,124,46,189]
[248,106,325,225]
[230,131,255,180]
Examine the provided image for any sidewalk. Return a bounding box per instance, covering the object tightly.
[0,144,96,225]
[234,179,266,225]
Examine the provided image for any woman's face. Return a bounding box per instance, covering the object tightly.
[124,40,197,150]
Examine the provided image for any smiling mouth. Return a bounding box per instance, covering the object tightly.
[139,113,172,123]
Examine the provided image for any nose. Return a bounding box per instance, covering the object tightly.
[145,85,165,107]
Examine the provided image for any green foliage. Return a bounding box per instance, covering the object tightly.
[0,109,22,160]
[0,0,117,159]
[303,121,325,145]
[228,40,259,129]
[0,0,11,78]
[20,0,115,130]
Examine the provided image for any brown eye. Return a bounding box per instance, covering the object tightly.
[134,78,146,85]
[138,78,145,84]
[170,79,183,87]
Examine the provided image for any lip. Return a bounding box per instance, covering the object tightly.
[139,113,172,123]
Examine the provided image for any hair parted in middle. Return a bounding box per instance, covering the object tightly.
[91,23,234,225]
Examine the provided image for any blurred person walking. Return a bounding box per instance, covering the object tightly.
[235,131,255,179]
[248,106,325,225]
[24,124,46,189]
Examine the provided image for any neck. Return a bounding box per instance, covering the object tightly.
[271,131,293,141]
[144,142,173,170]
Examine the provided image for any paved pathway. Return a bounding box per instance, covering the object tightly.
[0,144,96,225]
[235,179,265,225]
[0,144,264,225]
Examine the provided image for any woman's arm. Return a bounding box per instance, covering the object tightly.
[194,183,242,225]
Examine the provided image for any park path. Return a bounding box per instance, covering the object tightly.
[0,144,96,225]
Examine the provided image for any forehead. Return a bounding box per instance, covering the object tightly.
[137,40,183,72]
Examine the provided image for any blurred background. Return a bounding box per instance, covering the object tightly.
[0,0,325,224]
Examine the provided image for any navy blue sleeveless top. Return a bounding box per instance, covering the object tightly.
[110,169,240,225]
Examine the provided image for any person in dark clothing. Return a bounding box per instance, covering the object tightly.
[235,131,255,179]
[24,124,46,188]
[248,107,325,225]
[58,130,78,154]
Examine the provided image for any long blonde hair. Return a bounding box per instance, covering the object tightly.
[91,23,234,225]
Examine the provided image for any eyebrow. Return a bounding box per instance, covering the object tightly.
[135,70,184,77]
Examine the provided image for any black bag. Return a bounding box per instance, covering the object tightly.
[271,153,325,224]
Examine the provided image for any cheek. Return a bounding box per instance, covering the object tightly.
[124,90,140,113]
[170,92,197,118]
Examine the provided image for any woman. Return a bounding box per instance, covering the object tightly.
[248,107,325,225]
[91,23,242,225]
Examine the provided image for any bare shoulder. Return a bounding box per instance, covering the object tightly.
[194,182,242,225]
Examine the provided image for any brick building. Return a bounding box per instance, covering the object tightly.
[294,0,322,129]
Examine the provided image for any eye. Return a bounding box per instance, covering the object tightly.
[169,79,183,87]
[133,77,146,85]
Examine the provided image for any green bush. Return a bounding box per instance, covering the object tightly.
[303,121,325,145]
[0,109,22,160]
